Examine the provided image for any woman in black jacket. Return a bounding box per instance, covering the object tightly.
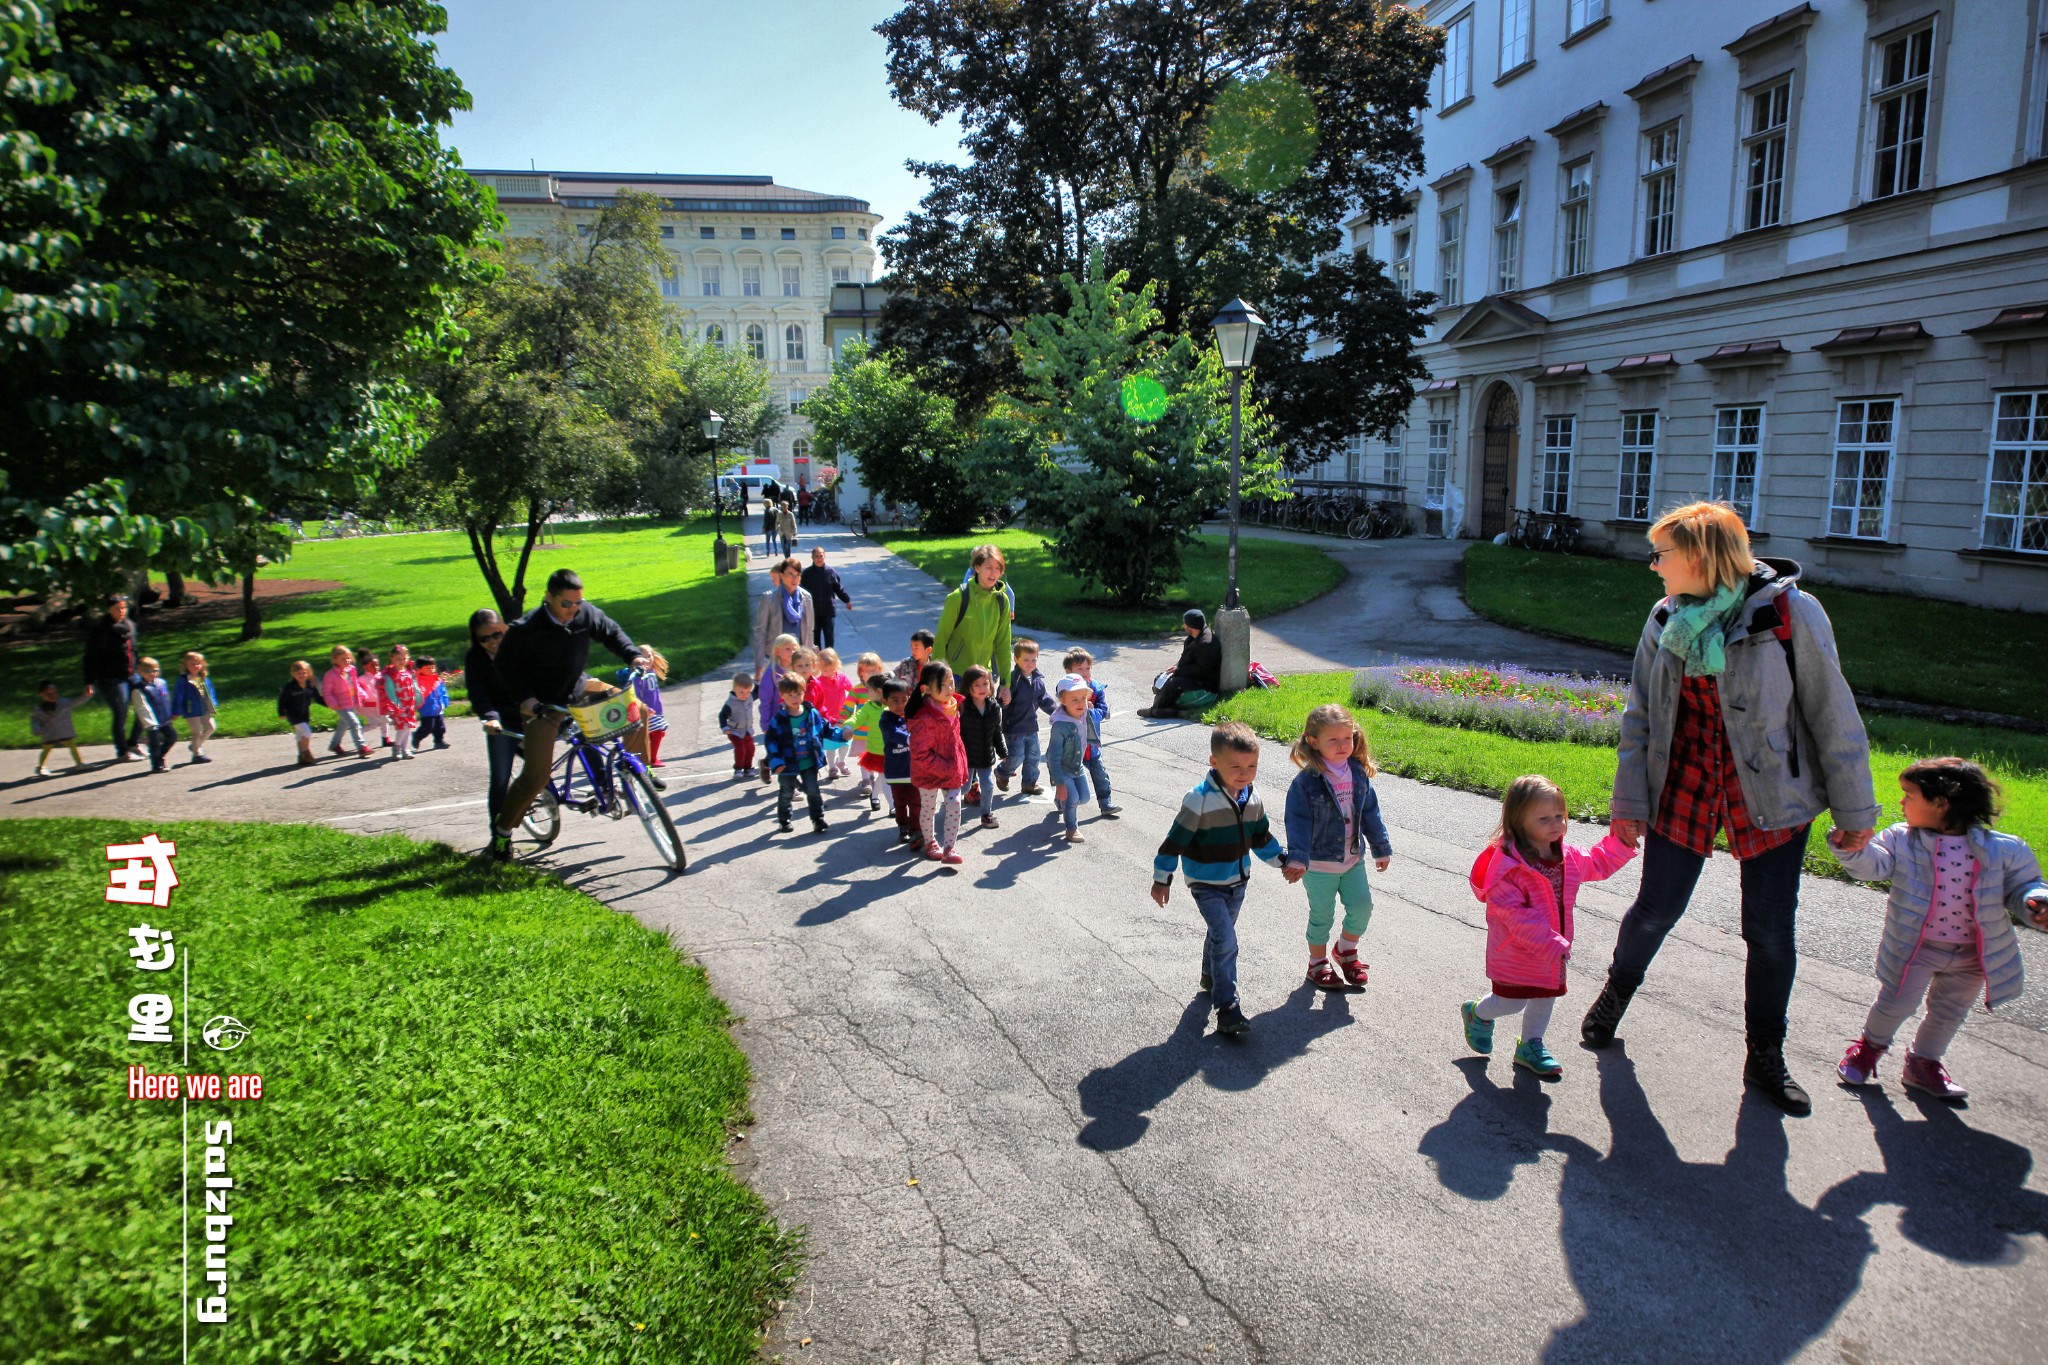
[464,608,523,846]
[958,665,1008,829]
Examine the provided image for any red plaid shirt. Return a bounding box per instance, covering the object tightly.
[1655,674,1802,860]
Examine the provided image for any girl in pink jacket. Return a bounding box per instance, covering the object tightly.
[1462,775,1635,1080]
[321,646,371,758]
[355,650,391,747]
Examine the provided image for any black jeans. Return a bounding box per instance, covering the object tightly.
[778,768,823,824]
[815,615,836,650]
[1607,828,1809,1046]
[96,675,140,755]
[484,729,521,833]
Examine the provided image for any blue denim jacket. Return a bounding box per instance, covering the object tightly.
[1282,759,1392,867]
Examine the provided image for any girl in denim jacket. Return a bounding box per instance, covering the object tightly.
[1281,704,1392,990]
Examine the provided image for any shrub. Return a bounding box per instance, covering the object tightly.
[1352,661,1626,746]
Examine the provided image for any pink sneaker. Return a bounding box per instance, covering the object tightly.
[941,849,965,865]
[1836,1036,1887,1087]
[923,842,944,861]
[1902,1052,1968,1102]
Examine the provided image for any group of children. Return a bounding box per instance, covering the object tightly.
[33,651,221,775]
[717,631,1125,859]
[1150,703,2045,1102]
[283,645,454,767]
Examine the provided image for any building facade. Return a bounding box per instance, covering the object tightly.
[469,169,881,496]
[1340,0,2048,609]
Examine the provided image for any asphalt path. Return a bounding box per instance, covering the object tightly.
[7,523,2046,1364]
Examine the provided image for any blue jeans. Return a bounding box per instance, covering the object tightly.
[1607,828,1808,1046]
[997,731,1041,787]
[1053,766,1090,834]
[970,765,998,817]
[484,729,521,832]
[1085,754,1114,810]
[96,675,140,755]
[1190,881,1249,1011]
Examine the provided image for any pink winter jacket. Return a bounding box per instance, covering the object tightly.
[321,665,358,712]
[354,669,382,710]
[1469,834,1635,992]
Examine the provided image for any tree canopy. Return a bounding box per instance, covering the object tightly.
[801,337,984,534]
[0,0,497,600]
[875,0,1439,463]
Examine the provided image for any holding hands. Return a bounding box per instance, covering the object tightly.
[2027,893,2048,930]
[1609,818,1643,851]
[1282,863,1305,885]
[1826,827,1875,853]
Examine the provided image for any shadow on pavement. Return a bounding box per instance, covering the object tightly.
[1417,1055,1557,1200]
[1816,1086,2048,1263]
[1075,982,1355,1152]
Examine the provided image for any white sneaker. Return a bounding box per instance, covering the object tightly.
[34,766,50,777]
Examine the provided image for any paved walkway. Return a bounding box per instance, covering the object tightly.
[6,523,2045,1364]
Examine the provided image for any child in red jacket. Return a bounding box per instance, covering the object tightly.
[1462,775,1634,1081]
[905,661,969,865]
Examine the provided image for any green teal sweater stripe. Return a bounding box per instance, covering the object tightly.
[1153,771,1285,886]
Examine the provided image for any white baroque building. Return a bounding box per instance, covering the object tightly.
[1333,0,2048,609]
[469,169,881,496]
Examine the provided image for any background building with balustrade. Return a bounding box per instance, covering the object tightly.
[1328,0,2048,609]
[469,169,881,503]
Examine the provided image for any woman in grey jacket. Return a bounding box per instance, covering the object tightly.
[1581,502,1876,1116]
[751,555,816,680]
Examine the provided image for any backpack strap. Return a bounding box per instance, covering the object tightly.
[1754,586,1802,778]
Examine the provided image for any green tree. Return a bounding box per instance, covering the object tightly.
[801,337,985,533]
[876,0,1437,463]
[421,191,674,616]
[0,0,495,609]
[633,329,783,518]
[994,257,1284,606]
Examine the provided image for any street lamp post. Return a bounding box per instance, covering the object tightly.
[703,410,728,572]
[1209,297,1264,693]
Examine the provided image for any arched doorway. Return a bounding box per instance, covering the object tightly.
[1479,384,1520,540]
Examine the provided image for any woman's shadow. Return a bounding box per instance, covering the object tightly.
[1420,1043,1877,1364]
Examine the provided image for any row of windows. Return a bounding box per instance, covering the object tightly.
[1407,16,1953,304]
[657,263,868,298]
[1445,0,1608,102]
[692,322,809,362]
[1397,392,2048,554]
[650,225,868,241]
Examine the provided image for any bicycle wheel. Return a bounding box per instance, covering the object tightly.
[1345,512,1373,540]
[622,764,686,871]
[523,787,562,848]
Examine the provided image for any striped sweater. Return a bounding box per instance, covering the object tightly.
[1153,770,1286,888]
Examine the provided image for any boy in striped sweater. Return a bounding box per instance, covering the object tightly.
[1151,721,1288,1035]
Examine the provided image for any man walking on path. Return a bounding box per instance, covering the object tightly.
[488,568,659,859]
[800,547,853,651]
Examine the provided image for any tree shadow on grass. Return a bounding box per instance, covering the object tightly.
[1075,982,1355,1151]
[279,849,520,912]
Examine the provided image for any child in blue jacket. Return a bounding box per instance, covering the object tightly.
[169,651,219,764]
[764,674,846,834]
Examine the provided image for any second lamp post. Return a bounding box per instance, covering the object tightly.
[1208,297,1264,692]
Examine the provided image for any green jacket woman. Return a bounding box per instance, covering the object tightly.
[935,544,1014,701]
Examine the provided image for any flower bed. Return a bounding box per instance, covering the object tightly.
[1351,661,1627,746]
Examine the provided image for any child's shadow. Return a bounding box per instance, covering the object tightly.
[1075,983,1354,1152]
[1417,1055,1556,1200]
[1817,1086,2048,1263]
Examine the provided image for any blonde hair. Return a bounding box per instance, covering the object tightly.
[1494,774,1568,862]
[1290,702,1376,776]
[771,633,799,657]
[641,645,669,682]
[819,647,842,672]
[1650,501,1755,593]
[329,645,353,666]
[138,655,160,673]
[182,650,208,677]
[855,651,883,682]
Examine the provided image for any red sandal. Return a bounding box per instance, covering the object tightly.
[1334,952,1369,988]
[1306,958,1345,991]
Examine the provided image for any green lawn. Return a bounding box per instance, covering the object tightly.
[0,818,797,1363]
[1210,672,2048,879]
[874,528,1346,639]
[1463,543,2048,724]
[4,519,747,749]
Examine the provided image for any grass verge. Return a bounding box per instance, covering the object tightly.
[874,528,1346,640]
[1209,672,2048,878]
[3,519,748,749]
[1462,543,2048,724]
[0,818,797,1363]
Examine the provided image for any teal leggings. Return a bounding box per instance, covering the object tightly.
[1304,861,1373,945]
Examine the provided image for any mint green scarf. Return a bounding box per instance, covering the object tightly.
[1658,582,1746,677]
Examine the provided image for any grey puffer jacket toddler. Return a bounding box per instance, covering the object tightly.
[1836,822,2046,1010]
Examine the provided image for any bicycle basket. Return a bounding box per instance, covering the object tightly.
[567,695,637,740]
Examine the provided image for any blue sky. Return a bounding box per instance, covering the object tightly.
[435,0,966,241]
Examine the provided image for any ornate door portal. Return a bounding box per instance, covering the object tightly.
[1479,386,1519,540]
